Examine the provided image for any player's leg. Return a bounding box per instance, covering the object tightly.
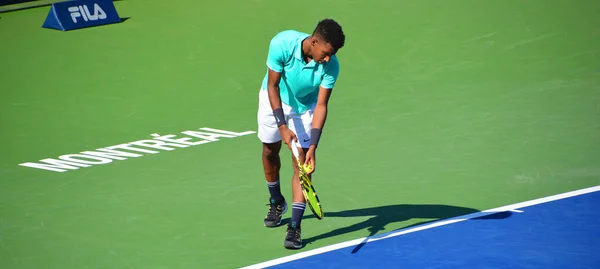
[283,106,314,249]
[290,146,307,226]
[257,89,287,227]
[262,142,283,199]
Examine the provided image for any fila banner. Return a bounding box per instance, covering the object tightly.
[42,0,122,31]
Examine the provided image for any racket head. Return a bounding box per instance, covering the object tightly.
[291,142,324,219]
[300,172,324,219]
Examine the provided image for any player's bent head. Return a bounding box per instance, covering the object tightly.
[311,18,345,63]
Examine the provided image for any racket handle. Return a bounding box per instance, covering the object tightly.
[291,142,300,159]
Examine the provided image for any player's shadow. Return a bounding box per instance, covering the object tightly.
[286,204,511,253]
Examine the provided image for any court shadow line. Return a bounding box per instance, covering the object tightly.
[282,204,512,253]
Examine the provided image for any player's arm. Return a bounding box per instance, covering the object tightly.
[309,86,332,149]
[266,69,283,112]
[309,56,339,152]
[304,57,340,173]
[265,34,297,148]
[303,86,331,174]
[267,69,297,148]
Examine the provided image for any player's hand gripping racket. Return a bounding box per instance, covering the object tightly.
[291,143,324,220]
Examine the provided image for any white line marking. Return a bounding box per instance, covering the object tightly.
[240,185,600,269]
[503,32,558,50]
[463,32,497,43]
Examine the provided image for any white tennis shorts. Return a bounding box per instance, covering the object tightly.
[257,89,315,149]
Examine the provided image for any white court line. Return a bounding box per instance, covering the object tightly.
[240,185,600,269]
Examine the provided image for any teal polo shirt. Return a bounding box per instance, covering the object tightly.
[261,30,340,114]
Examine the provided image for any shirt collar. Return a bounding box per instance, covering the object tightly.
[294,35,317,67]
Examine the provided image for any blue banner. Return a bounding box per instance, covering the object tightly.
[42,0,121,31]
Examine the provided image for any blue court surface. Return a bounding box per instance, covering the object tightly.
[243,186,600,269]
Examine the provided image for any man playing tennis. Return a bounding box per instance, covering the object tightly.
[257,18,345,249]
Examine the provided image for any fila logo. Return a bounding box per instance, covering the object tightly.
[68,3,107,23]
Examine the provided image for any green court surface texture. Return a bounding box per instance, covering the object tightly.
[1,0,599,268]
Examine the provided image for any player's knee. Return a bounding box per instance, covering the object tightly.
[262,142,280,160]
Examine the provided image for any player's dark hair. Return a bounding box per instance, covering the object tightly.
[313,18,345,53]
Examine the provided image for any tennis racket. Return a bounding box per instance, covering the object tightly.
[291,142,324,220]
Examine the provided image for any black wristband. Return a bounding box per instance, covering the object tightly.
[273,108,286,127]
[310,128,322,147]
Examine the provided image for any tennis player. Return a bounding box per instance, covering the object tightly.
[256,18,345,249]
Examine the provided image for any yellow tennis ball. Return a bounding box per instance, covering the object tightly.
[303,164,312,171]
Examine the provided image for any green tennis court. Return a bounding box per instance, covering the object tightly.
[1,0,599,268]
